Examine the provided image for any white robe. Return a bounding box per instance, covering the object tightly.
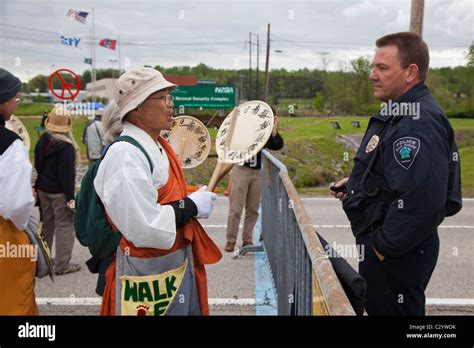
[0,139,34,231]
[94,122,176,250]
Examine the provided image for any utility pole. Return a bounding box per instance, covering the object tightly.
[263,23,271,102]
[255,35,260,99]
[248,32,263,100]
[239,75,244,102]
[410,0,425,37]
[248,33,252,100]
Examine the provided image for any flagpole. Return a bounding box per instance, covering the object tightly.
[91,7,97,106]
[89,27,93,84]
[118,36,121,76]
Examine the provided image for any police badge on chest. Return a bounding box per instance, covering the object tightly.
[365,134,380,153]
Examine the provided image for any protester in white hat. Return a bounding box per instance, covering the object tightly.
[94,67,221,316]
[0,68,38,315]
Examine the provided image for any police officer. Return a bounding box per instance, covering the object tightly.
[332,32,462,315]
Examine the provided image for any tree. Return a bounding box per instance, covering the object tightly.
[81,70,91,88]
[350,56,371,106]
[467,44,474,67]
[27,75,49,93]
[21,59,472,116]
[314,92,324,113]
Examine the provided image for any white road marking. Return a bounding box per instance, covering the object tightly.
[215,196,474,202]
[37,297,101,305]
[312,225,474,229]
[202,224,474,229]
[36,297,257,306]
[298,197,474,202]
[426,298,474,306]
[36,297,474,307]
[209,298,256,306]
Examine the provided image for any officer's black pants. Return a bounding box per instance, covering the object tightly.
[356,231,439,315]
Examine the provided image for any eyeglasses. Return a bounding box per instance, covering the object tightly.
[148,94,173,107]
[15,97,22,104]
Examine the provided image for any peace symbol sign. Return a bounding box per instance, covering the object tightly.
[48,69,81,100]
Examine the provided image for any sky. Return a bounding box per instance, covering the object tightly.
[0,0,473,82]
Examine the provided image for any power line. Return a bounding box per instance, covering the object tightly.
[0,23,244,47]
[0,23,59,36]
[2,23,469,49]
[0,43,83,60]
[0,35,67,43]
[0,36,246,57]
[271,33,469,48]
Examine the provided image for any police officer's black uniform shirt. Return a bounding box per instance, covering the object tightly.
[243,132,284,169]
[343,82,462,258]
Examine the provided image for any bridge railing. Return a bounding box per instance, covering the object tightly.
[261,150,355,315]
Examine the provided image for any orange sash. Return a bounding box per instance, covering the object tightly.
[101,136,222,315]
[0,217,38,315]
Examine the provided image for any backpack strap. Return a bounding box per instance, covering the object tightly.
[94,122,105,146]
[82,120,93,144]
[104,135,154,173]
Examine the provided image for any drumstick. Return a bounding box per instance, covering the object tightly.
[177,137,186,163]
[207,106,240,192]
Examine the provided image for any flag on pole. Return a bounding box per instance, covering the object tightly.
[60,35,81,48]
[84,58,93,65]
[66,9,89,24]
[99,39,117,50]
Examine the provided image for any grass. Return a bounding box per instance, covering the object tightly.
[277,116,364,191]
[15,103,55,116]
[19,116,89,162]
[459,147,474,197]
[17,114,474,196]
[451,125,474,197]
[276,116,474,196]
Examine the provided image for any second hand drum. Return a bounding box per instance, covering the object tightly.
[207,100,274,191]
[5,114,31,151]
[161,115,212,169]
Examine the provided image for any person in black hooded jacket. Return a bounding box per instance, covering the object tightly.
[35,106,81,275]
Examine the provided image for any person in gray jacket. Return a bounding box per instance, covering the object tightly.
[84,108,105,164]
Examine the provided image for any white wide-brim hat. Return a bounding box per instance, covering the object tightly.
[114,67,177,121]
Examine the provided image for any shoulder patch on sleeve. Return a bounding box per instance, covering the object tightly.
[392,137,420,170]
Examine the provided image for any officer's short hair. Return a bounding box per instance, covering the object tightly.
[376,32,430,81]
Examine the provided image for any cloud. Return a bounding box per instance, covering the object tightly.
[0,0,471,81]
[426,0,473,42]
[342,0,386,19]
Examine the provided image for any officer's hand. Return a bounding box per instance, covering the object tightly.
[188,186,217,219]
[66,199,75,211]
[373,246,385,261]
[331,177,348,201]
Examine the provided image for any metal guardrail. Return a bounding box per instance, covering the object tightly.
[261,150,355,315]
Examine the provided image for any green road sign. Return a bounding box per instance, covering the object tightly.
[172,85,236,109]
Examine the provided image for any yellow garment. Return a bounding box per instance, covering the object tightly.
[0,217,38,315]
[120,259,188,316]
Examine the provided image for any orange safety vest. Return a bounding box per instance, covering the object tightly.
[101,136,222,315]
